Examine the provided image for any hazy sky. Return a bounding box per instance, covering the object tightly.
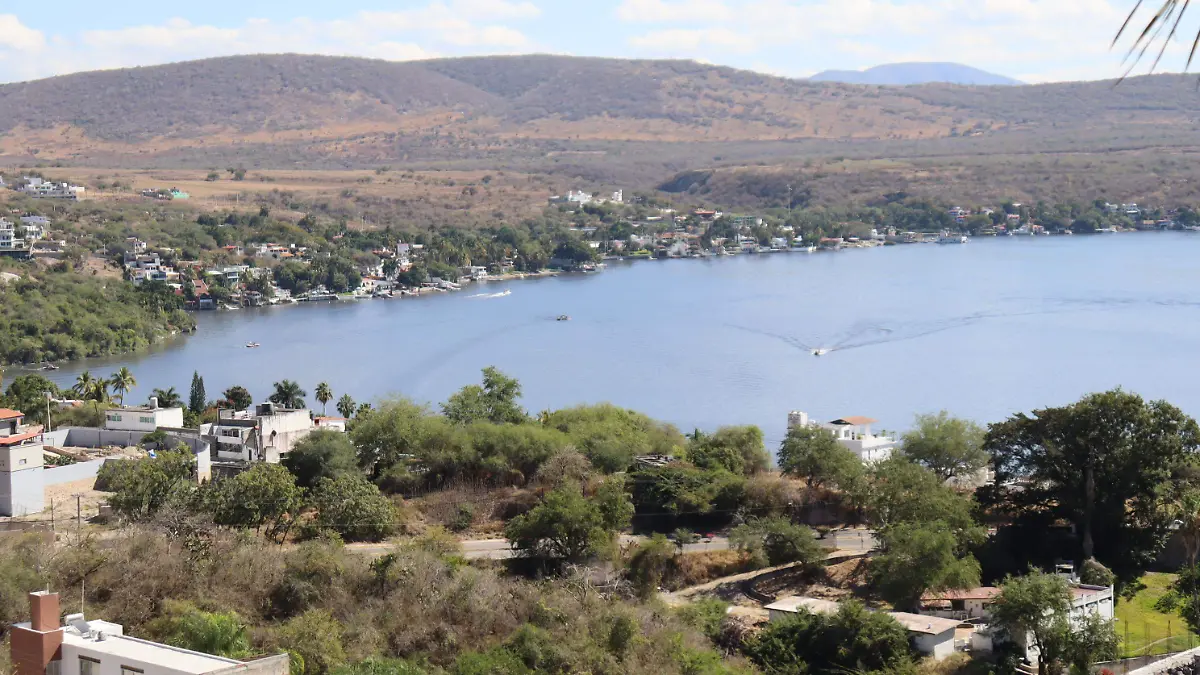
[0,0,1184,84]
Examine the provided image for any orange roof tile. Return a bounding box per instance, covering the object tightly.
[0,408,24,420]
[831,416,877,426]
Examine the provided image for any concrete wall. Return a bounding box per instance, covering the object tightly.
[1126,647,1200,674]
[212,654,291,675]
[0,466,43,516]
[43,459,107,487]
[913,630,956,661]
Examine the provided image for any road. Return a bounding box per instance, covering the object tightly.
[348,528,874,560]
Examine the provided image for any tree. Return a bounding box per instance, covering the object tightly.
[744,600,914,675]
[868,522,981,611]
[505,481,631,562]
[336,394,355,419]
[315,382,333,416]
[777,424,862,490]
[109,367,136,407]
[206,464,304,543]
[148,601,250,658]
[901,411,988,482]
[220,385,253,411]
[626,534,676,598]
[282,430,359,489]
[991,572,1072,675]
[101,449,195,520]
[151,387,183,409]
[270,379,308,409]
[868,457,982,548]
[984,389,1200,582]
[1116,2,1200,76]
[729,516,824,568]
[311,475,397,542]
[687,426,770,475]
[442,366,527,425]
[278,609,346,675]
[3,374,60,424]
[189,371,206,413]
[72,370,108,402]
[1064,612,1119,675]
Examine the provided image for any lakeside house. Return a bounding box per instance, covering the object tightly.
[11,591,289,675]
[788,412,897,463]
[103,400,186,432]
[0,408,44,516]
[202,402,316,467]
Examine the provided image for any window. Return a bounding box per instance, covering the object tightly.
[139,416,154,424]
[18,459,26,466]
[121,667,144,675]
[106,414,120,422]
[79,657,100,675]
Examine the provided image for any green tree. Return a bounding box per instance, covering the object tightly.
[315,382,333,416]
[278,609,346,675]
[311,475,397,542]
[542,403,685,473]
[271,379,308,409]
[868,522,981,611]
[626,533,676,598]
[72,370,108,402]
[151,386,183,409]
[868,457,982,547]
[744,600,914,675]
[336,394,355,419]
[687,426,770,475]
[221,385,254,411]
[442,366,527,425]
[505,481,631,562]
[991,571,1072,675]
[149,600,251,658]
[1065,612,1118,675]
[901,410,988,482]
[729,516,824,568]
[3,374,60,424]
[349,399,440,478]
[108,367,136,407]
[189,371,207,413]
[206,464,304,543]
[1160,564,1200,634]
[101,449,195,520]
[777,424,862,490]
[332,659,430,675]
[282,430,359,489]
[984,389,1200,582]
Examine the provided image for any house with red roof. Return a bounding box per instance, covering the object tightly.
[0,409,44,516]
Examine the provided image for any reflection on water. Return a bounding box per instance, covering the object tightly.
[26,233,1200,442]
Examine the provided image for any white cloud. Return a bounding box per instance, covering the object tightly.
[616,0,733,23]
[629,28,756,53]
[0,2,539,82]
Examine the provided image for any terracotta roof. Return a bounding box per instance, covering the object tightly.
[0,426,42,446]
[923,587,1001,602]
[316,416,347,422]
[830,416,878,426]
[0,408,24,420]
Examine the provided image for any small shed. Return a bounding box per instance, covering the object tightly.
[889,612,960,661]
[764,596,840,622]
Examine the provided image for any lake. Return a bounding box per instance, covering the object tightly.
[31,232,1200,445]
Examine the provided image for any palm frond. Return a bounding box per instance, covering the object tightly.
[1114,0,1199,81]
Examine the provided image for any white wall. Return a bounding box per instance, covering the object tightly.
[104,408,185,433]
[913,630,956,661]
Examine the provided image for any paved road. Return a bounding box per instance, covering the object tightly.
[348,528,873,560]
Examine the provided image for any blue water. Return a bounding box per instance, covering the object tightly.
[31,233,1200,445]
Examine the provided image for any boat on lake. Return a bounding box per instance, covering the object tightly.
[556,315,571,321]
[937,232,969,244]
[246,342,260,348]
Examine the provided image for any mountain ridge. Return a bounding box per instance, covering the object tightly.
[809,62,1022,86]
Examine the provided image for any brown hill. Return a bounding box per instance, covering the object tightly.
[2,53,1200,196]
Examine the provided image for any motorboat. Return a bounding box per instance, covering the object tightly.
[556,315,571,322]
[41,362,59,371]
[812,348,830,357]
[937,232,969,244]
[245,342,261,348]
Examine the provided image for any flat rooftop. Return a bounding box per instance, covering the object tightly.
[888,612,961,635]
[63,625,241,674]
[764,596,840,615]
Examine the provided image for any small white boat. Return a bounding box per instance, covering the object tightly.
[812,348,830,357]
[245,342,260,348]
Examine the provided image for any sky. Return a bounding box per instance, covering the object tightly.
[0,0,1188,85]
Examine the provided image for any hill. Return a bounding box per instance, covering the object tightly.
[809,62,1021,86]
[2,53,1200,202]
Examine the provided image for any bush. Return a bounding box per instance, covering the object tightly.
[146,600,251,658]
[729,517,824,568]
[283,430,358,489]
[311,475,398,543]
[744,601,914,675]
[277,609,346,675]
[448,503,475,532]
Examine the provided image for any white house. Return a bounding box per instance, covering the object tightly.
[103,402,185,432]
[0,408,44,516]
[11,591,289,675]
[0,219,22,250]
[765,596,959,661]
[788,412,897,463]
[203,403,315,465]
[20,178,85,200]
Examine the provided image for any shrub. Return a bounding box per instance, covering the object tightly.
[311,475,398,543]
[277,609,346,675]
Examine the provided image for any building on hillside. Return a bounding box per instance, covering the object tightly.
[313,416,348,432]
[0,219,24,251]
[20,178,85,200]
[787,412,897,463]
[103,400,186,432]
[0,408,44,516]
[765,596,959,661]
[10,591,289,675]
[202,403,315,466]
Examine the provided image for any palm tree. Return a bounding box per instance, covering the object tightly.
[269,380,307,409]
[315,382,332,416]
[336,394,355,419]
[72,371,96,399]
[109,367,136,407]
[1116,1,1200,75]
[151,387,183,409]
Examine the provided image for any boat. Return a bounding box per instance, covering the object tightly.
[556,315,571,321]
[811,348,830,357]
[246,342,260,348]
[937,232,969,244]
[41,362,59,371]
[224,303,241,310]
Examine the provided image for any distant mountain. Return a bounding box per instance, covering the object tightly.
[809,62,1022,86]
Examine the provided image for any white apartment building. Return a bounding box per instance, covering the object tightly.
[11,591,289,675]
[20,178,86,200]
[787,411,897,463]
[203,403,315,465]
[103,402,185,433]
[0,408,44,516]
[0,218,21,250]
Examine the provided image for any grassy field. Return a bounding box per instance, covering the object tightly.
[1116,572,1200,658]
